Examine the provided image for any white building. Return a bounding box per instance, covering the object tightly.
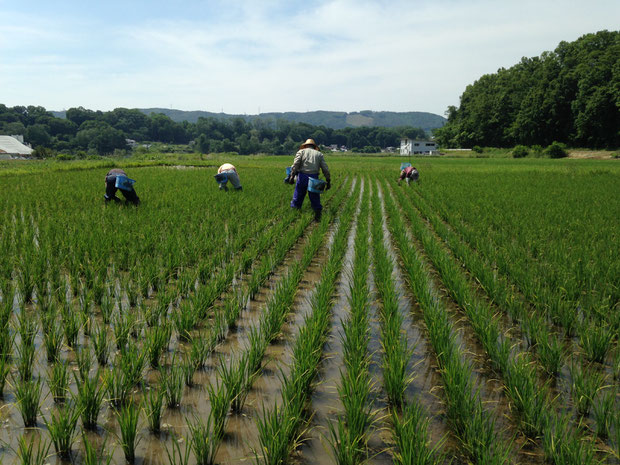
[0,135,33,157]
[400,139,438,156]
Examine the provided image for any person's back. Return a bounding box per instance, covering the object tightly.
[216,163,242,191]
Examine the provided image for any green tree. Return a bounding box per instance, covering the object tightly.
[25,124,51,147]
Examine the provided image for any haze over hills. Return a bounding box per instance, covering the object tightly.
[135,109,447,131]
[50,108,446,131]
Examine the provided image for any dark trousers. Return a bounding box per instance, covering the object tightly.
[105,176,140,204]
[290,172,321,211]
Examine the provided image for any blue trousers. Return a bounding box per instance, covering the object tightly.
[291,172,321,211]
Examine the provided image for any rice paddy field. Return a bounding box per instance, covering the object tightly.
[0,155,619,465]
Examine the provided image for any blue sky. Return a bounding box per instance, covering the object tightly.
[1,0,618,116]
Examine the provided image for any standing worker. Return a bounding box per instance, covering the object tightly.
[285,138,331,221]
[398,165,419,186]
[216,163,242,191]
[104,168,140,205]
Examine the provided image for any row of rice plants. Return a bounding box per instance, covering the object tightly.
[404,179,620,453]
[415,163,618,324]
[168,180,355,465]
[386,178,606,464]
[414,170,618,358]
[379,178,512,465]
[0,169,337,462]
[369,184,411,408]
[399,181,620,452]
[427,188,617,368]
[401,186,567,375]
[328,181,374,464]
[255,178,360,465]
[188,176,351,369]
[1,167,289,309]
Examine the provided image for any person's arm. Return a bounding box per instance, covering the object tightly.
[290,150,303,176]
[319,156,330,182]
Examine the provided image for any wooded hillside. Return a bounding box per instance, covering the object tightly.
[435,30,619,149]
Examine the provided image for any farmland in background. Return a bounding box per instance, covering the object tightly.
[0,155,618,465]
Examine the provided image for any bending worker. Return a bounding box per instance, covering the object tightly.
[216,163,242,191]
[104,168,140,205]
[398,165,419,185]
[286,138,331,221]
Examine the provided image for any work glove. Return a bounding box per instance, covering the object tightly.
[326,180,331,190]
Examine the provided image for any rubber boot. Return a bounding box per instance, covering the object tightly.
[314,210,322,222]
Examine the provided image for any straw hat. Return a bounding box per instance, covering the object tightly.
[300,138,319,150]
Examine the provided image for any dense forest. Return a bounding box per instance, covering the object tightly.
[434,30,620,149]
[0,105,427,157]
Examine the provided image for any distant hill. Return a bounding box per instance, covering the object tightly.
[135,109,446,131]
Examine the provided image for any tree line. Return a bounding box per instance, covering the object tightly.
[0,104,426,156]
[435,30,619,149]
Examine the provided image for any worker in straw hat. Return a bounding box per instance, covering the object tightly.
[285,138,331,221]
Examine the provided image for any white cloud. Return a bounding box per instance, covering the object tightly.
[1,0,619,115]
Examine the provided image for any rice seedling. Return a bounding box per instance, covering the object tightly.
[17,270,35,303]
[113,311,133,350]
[254,402,301,465]
[327,417,364,465]
[219,354,256,413]
[189,332,212,370]
[15,434,51,465]
[145,323,171,368]
[44,401,81,459]
[536,328,565,375]
[116,399,142,463]
[0,355,10,397]
[391,403,446,465]
[178,269,197,297]
[245,324,268,374]
[16,309,38,348]
[612,410,620,461]
[541,414,597,465]
[100,290,114,325]
[118,341,146,388]
[165,434,191,465]
[187,413,221,465]
[16,340,36,382]
[61,303,80,348]
[48,361,70,403]
[75,344,93,382]
[75,370,106,430]
[180,353,196,387]
[144,385,165,433]
[42,318,63,363]
[569,362,605,416]
[82,433,113,465]
[143,302,164,328]
[206,380,230,445]
[580,322,614,364]
[592,386,615,439]
[0,324,13,363]
[92,323,110,366]
[161,362,185,408]
[124,278,139,308]
[173,302,197,342]
[104,365,132,407]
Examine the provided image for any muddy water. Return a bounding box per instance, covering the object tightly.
[296,180,363,465]
[374,181,454,458]
[213,197,348,463]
